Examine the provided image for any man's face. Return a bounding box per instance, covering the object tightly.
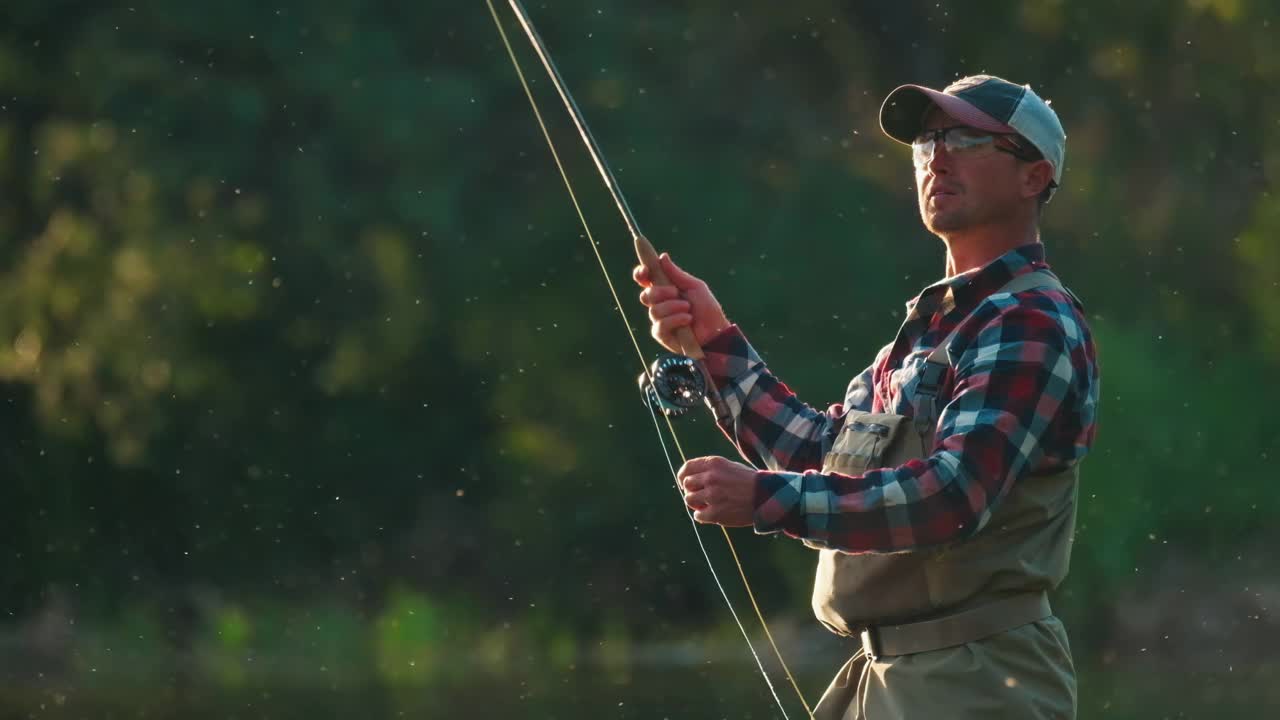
[914,106,1029,235]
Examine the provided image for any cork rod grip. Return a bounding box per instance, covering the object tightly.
[633,233,704,361]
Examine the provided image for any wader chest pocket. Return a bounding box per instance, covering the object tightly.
[823,412,913,475]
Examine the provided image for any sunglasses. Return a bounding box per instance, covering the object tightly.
[911,126,1039,169]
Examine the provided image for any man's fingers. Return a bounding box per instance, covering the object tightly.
[692,507,717,524]
[683,487,709,510]
[677,457,754,528]
[691,455,726,471]
[684,481,721,510]
[647,299,690,322]
[654,314,693,340]
[678,456,722,480]
[637,255,698,292]
[638,285,680,307]
[680,473,706,493]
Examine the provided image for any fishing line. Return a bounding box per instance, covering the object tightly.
[484,2,814,717]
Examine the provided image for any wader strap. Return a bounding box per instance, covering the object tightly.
[859,591,1051,660]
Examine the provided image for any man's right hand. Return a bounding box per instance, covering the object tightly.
[633,252,731,354]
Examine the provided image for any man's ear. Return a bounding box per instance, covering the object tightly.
[1022,160,1054,200]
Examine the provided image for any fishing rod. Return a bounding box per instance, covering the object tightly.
[501,0,716,411]
[484,1,814,717]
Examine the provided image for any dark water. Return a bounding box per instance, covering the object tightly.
[3,662,1278,720]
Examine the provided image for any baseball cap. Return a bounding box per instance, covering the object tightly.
[879,75,1066,200]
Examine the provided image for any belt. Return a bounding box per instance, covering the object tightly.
[859,591,1052,660]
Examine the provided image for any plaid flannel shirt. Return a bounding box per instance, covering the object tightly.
[701,243,1099,553]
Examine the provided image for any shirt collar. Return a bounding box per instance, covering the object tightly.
[905,242,1049,313]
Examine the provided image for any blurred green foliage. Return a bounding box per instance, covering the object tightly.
[1,0,1278,716]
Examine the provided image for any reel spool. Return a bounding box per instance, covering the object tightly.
[638,353,707,417]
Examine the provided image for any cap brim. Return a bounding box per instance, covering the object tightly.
[879,85,1016,144]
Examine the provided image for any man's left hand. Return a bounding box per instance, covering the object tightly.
[677,456,758,527]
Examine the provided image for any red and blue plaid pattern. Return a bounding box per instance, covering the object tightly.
[701,243,1099,553]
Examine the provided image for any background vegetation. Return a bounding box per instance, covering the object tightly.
[1,0,1278,716]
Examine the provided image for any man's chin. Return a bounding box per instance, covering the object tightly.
[924,211,966,234]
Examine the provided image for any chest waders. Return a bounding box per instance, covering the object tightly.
[811,271,1079,720]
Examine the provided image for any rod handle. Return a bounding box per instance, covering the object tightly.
[633,234,704,361]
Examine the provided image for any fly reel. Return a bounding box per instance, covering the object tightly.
[638,353,707,417]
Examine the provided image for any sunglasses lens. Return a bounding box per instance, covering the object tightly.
[911,139,935,168]
[912,128,1000,168]
[947,128,994,153]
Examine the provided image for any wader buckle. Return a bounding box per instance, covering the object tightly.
[859,626,882,661]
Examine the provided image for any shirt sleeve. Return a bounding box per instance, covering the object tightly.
[699,325,879,473]
[752,299,1086,553]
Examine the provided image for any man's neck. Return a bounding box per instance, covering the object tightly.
[941,224,1041,277]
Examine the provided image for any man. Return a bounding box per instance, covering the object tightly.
[634,75,1099,719]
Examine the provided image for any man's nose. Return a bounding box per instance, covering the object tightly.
[925,140,952,174]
